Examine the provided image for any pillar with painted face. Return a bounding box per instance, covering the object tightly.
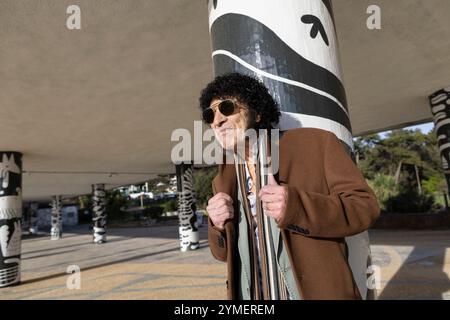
[176,163,199,251]
[50,195,62,240]
[429,87,450,194]
[92,184,107,244]
[0,152,22,287]
[208,0,374,299]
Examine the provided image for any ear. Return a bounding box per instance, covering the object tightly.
[256,114,261,123]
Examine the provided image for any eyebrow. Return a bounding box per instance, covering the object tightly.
[209,101,222,108]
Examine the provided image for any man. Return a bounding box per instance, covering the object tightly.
[199,72,380,300]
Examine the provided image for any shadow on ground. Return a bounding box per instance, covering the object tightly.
[370,230,450,300]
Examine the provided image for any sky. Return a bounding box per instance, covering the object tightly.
[377,121,434,139]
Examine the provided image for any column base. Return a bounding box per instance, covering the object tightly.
[93,227,106,243]
[0,264,20,288]
[180,244,200,252]
[50,227,62,240]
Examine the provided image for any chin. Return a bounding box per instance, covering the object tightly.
[216,133,236,151]
[220,141,236,151]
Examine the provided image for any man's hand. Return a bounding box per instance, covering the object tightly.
[259,174,288,223]
[206,192,234,231]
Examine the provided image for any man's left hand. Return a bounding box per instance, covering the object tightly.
[258,174,288,223]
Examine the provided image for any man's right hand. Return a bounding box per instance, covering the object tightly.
[206,192,234,231]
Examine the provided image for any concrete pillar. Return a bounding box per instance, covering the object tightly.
[50,195,62,240]
[175,163,199,251]
[208,0,374,299]
[429,87,450,194]
[92,184,107,243]
[0,152,22,287]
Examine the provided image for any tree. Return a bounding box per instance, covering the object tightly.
[146,175,173,194]
[105,189,130,220]
[357,128,443,185]
[367,173,399,212]
[357,127,446,213]
[194,166,218,209]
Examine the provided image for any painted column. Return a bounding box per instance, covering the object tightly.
[208,0,374,299]
[92,184,107,243]
[176,163,199,251]
[429,88,450,194]
[0,152,22,287]
[50,195,62,240]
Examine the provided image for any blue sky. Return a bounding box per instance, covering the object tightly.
[377,121,434,139]
[402,122,434,133]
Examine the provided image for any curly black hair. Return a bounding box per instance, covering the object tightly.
[199,72,281,130]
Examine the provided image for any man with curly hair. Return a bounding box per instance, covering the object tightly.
[200,72,380,300]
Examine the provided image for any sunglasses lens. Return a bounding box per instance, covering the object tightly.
[219,100,235,116]
[203,100,236,124]
[202,108,215,123]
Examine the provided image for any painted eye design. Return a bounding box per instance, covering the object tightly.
[213,0,218,9]
[300,14,329,46]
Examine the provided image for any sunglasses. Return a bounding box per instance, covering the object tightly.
[202,99,239,124]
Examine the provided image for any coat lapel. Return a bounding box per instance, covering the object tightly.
[212,163,239,223]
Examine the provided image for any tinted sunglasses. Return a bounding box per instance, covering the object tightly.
[202,99,239,124]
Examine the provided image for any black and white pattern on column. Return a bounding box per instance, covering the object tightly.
[92,184,107,243]
[208,0,353,151]
[429,88,450,190]
[50,196,62,240]
[0,152,22,287]
[208,0,373,299]
[176,164,199,251]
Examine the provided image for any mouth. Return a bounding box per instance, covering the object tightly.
[215,127,233,136]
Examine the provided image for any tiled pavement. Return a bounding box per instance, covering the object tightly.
[1,225,449,300]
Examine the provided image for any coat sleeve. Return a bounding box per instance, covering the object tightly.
[207,179,228,262]
[277,131,381,238]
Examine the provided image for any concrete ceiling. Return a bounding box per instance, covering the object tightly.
[335,0,449,136]
[0,0,448,201]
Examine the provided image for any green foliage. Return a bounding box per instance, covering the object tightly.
[77,195,92,210]
[163,199,178,212]
[422,175,447,194]
[105,189,130,220]
[358,127,446,213]
[384,190,441,213]
[142,205,164,220]
[194,166,218,209]
[356,128,443,182]
[367,174,399,212]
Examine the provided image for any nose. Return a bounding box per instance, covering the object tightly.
[211,108,227,128]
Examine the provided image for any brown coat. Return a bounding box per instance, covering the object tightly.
[208,127,381,300]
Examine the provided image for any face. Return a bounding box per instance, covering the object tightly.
[208,98,251,151]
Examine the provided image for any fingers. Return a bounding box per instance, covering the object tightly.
[260,193,285,203]
[208,205,234,229]
[207,192,234,229]
[267,174,277,186]
[259,182,287,222]
[262,200,283,211]
[209,203,233,216]
[215,192,233,203]
[262,201,284,222]
[258,185,280,197]
[207,197,231,210]
[207,204,232,219]
[208,192,233,207]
